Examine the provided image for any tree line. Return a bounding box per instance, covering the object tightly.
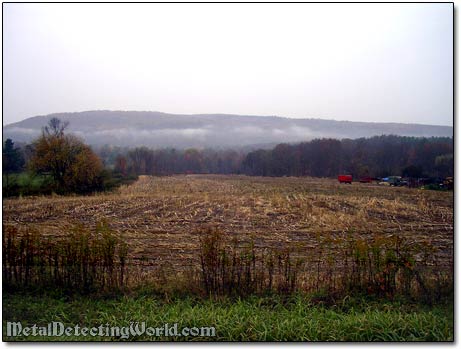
[100,135,452,180]
[3,118,454,197]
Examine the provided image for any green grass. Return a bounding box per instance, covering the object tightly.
[3,172,47,189]
[2,292,453,342]
[2,171,137,197]
[2,172,52,197]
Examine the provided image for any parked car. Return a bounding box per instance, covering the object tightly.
[378,176,407,187]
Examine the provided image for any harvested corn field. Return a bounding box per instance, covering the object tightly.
[3,175,453,291]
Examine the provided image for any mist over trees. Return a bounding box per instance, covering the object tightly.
[4,110,453,148]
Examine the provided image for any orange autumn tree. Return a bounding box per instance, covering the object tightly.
[29,117,104,193]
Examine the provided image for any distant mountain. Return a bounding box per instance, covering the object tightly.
[3,110,453,149]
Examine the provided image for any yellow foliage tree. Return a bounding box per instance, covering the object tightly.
[29,118,103,193]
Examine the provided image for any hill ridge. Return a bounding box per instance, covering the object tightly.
[3,110,453,149]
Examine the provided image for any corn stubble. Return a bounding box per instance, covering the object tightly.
[2,175,453,300]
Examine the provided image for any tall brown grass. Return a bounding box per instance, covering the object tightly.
[3,222,452,303]
[198,226,303,297]
[197,227,452,302]
[3,221,128,294]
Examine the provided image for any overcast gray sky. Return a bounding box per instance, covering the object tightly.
[3,3,453,126]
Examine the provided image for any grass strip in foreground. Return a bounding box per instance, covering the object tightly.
[2,292,453,342]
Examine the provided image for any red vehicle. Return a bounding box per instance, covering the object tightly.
[359,177,373,183]
[338,174,352,184]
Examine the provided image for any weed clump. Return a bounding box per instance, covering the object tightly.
[197,226,452,302]
[199,226,305,297]
[3,222,128,294]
